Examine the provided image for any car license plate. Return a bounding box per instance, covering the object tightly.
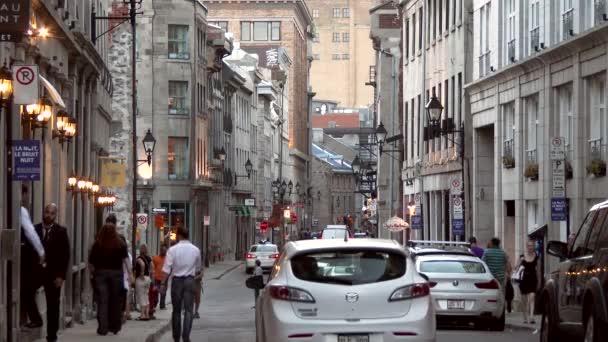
[338,335,369,342]
[447,300,466,310]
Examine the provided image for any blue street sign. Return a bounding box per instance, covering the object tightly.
[452,218,464,236]
[411,215,423,229]
[12,140,40,181]
[551,198,567,221]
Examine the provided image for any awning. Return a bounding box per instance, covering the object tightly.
[39,75,66,108]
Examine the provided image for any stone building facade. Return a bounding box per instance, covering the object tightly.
[204,0,314,228]
[0,0,114,340]
[468,0,608,268]
[307,0,379,108]
[399,0,473,242]
[370,1,403,239]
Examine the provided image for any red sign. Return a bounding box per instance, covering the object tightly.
[291,213,298,223]
[260,221,269,230]
[155,214,165,229]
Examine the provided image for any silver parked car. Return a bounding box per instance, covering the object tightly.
[255,238,436,342]
[409,241,505,330]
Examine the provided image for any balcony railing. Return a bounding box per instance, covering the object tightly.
[507,39,516,63]
[596,0,607,25]
[563,9,574,39]
[589,138,604,160]
[526,148,537,165]
[478,51,491,77]
[530,27,540,52]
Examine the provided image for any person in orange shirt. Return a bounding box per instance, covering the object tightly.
[152,244,168,310]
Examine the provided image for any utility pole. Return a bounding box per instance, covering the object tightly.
[279,84,285,247]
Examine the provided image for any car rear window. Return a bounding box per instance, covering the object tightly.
[250,245,277,252]
[322,229,346,239]
[291,249,406,285]
[420,260,486,273]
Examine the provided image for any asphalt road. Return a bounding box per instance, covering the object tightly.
[161,264,538,342]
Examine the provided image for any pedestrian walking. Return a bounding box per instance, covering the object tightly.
[517,239,539,324]
[36,203,70,342]
[468,236,484,258]
[20,185,46,329]
[89,224,129,335]
[135,244,153,320]
[193,268,204,319]
[152,244,168,310]
[161,227,202,342]
[482,237,512,288]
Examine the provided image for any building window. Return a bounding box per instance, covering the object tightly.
[159,202,190,233]
[332,54,340,60]
[333,8,341,17]
[343,8,350,18]
[405,18,410,59]
[419,7,424,49]
[241,21,251,41]
[313,54,320,60]
[502,103,515,163]
[529,0,541,54]
[313,35,320,42]
[332,32,340,42]
[312,9,319,18]
[505,0,516,64]
[557,84,574,159]
[446,0,450,30]
[478,3,491,77]
[588,74,607,161]
[168,81,189,115]
[412,13,416,53]
[342,53,350,60]
[168,137,189,180]
[438,0,443,35]
[240,22,281,42]
[591,0,607,26]
[561,0,574,40]
[168,25,189,59]
[525,95,539,164]
[209,21,228,32]
[342,32,350,42]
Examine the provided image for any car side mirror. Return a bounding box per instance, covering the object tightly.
[547,240,568,260]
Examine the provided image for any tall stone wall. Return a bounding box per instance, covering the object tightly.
[108,23,134,239]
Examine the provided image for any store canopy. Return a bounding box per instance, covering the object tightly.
[40,75,66,108]
[384,216,409,232]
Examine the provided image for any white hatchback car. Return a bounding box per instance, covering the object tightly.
[415,252,505,330]
[255,239,436,342]
[246,244,279,274]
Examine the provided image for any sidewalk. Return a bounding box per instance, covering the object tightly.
[32,260,243,342]
[506,311,540,332]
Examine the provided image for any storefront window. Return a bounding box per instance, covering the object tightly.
[160,202,191,240]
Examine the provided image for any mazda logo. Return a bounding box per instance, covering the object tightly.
[345,292,359,303]
[452,280,459,287]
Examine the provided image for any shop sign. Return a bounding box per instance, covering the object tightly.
[0,0,30,42]
[12,140,40,181]
[551,198,567,221]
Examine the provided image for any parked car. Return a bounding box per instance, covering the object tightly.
[255,238,436,342]
[353,231,370,238]
[320,225,352,239]
[540,199,608,342]
[245,244,279,274]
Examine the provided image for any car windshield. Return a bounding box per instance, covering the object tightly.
[291,249,405,285]
[322,229,346,239]
[420,260,486,273]
[250,245,277,253]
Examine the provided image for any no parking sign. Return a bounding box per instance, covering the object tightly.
[137,213,148,231]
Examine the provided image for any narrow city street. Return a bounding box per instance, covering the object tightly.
[161,265,538,342]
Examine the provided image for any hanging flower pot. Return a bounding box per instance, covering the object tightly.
[502,155,515,169]
[586,159,606,177]
[524,163,539,180]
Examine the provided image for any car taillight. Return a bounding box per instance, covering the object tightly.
[269,285,316,303]
[246,253,256,259]
[389,283,430,302]
[429,281,437,288]
[270,253,280,259]
[475,279,500,289]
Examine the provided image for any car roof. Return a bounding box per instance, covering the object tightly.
[590,199,608,211]
[324,225,348,230]
[283,239,405,258]
[250,244,277,248]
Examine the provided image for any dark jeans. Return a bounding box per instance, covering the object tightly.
[155,279,167,309]
[171,276,196,342]
[42,279,61,341]
[94,270,124,335]
[21,276,42,325]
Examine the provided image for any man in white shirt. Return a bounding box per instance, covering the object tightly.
[161,227,202,342]
[20,185,45,328]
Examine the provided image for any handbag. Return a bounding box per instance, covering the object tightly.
[513,265,525,283]
[245,275,264,290]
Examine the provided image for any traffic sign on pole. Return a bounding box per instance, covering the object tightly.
[12,65,39,104]
[550,137,566,161]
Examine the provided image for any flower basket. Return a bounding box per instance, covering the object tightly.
[524,163,539,180]
[586,159,606,177]
[502,155,515,169]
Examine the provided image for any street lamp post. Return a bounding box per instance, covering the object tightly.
[425,94,466,240]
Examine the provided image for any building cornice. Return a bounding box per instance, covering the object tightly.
[467,24,608,91]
